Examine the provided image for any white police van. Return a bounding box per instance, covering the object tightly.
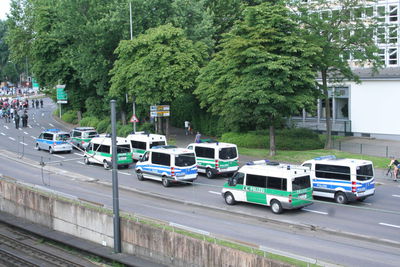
[135,146,197,187]
[186,141,239,178]
[35,129,72,154]
[302,155,375,204]
[126,132,167,161]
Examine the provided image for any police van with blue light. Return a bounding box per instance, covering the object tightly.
[135,146,197,187]
[35,129,72,154]
[302,155,375,204]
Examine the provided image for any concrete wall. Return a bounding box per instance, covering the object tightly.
[0,179,291,267]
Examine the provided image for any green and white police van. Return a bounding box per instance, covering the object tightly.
[83,135,133,169]
[222,160,313,214]
[187,141,239,178]
[70,127,98,149]
[126,132,167,161]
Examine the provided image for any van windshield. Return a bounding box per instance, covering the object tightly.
[219,147,237,160]
[117,144,131,153]
[356,164,374,181]
[175,153,196,167]
[85,131,98,138]
[292,175,311,190]
[150,141,166,148]
[57,134,70,141]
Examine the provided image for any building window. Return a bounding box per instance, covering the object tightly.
[377,6,386,23]
[388,48,398,65]
[376,27,386,44]
[389,5,398,22]
[388,26,398,44]
[378,48,385,64]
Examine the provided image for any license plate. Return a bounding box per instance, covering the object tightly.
[298,194,307,199]
[119,157,126,160]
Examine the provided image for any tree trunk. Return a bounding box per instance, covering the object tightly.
[166,117,169,140]
[121,111,126,125]
[269,125,276,156]
[322,69,333,149]
[77,110,82,123]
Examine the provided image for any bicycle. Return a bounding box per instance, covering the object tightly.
[386,165,399,180]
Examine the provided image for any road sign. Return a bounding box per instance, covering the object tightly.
[130,114,139,123]
[150,105,170,117]
[57,100,68,104]
[56,84,68,102]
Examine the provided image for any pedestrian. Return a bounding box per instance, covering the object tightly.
[195,132,201,143]
[31,99,34,108]
[184,120,190,135]
[388,157,399,181]
[35,99,39,109]
[10,107,14,120]
[40,98,43,108]
[14,112,20,129]
[21,111,28,127]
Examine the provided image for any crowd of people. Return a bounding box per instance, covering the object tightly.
[0,97,44,129]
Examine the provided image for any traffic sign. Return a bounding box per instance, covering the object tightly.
[150,105,170,117]
[130,114,139,123]
[56,85,68,101]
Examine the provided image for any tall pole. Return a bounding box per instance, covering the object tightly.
[129,1,137,132]
[111,100,121,253]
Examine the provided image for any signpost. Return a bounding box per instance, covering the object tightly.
[56,85,67,118]
[150,105,170,136]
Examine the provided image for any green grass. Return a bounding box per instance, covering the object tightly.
[238,148,389,169]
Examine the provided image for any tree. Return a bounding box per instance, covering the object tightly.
[195,2,318,156]
[289,0,383,149]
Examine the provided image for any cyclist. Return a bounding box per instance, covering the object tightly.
[388,157,400,181]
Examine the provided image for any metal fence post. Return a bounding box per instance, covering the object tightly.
[339,141,341,151]
[360,143,363,154]
[386,146,389,158]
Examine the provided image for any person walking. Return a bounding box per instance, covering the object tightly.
[21,111,28,127]
[40,98,43,108]
[388,157,400,181]
[195,132,201,143]
[31,99,34,108]
[14,112,20,129]
[184,120,190,136]
[35,99,39,109]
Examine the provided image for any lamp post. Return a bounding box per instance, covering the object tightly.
[130,1,137,132]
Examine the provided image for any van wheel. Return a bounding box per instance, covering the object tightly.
[84,156,90,165]
[136,170,144,181]
[35,143,40,151]
[103,160,110,170]
[224,192,236,205]
[335,192,348,204]
[162,177,171,187]
[206,168,214,179]
[49,147,54,154]
[270,200,283,214]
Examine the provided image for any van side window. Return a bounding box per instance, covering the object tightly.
[195,147,215,159]
[150,141,166,148]
[93,143,99,151]
[98,145,110,154]
[316,164,350,181]
[232,172,245,185]
[44,133,53,140]
[151,152,171,166]
[302,163,312,170]
[267,177,286,191]
[73,131,82,137]
[131,141,146,150]
[246,174,266,188]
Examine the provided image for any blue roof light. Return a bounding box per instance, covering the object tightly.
[314,155,336,160]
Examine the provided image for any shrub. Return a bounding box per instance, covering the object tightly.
[138,122,154,133]
[96,118,110,134]
[118,125,133,137]
[79,117,100,127]
[61,110,78,124]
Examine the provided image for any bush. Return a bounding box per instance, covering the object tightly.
[118,124,133,137]
[220,128,323,151]
[96,118,110,134]
[79,116,100,127]
[61,110,78,124]
[138,122,154,133]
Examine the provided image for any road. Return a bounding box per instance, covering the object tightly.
[1,97,400,266]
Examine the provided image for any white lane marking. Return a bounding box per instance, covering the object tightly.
[31,136,36,139]
[52,154,65,159]
[303,209,328,215]
[0,132,5,136]
[18,128,22,131]
[4,125,9,129]
[28,125,32,128]
[74,153,84,156]
[8,137,15,141]
[77,161,85,165]
[379,223,400,229]
[392,195,400,198]
[40,127,45,130]
[24,131,28,135]
[19,142,28,146]
[49,123,54,127]
[118,171,131,176]
[208,191,221,195]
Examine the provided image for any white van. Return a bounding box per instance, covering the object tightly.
[222,160,313,214]
[84,136,133,169]
[187,141,239,178]
[302,155,375,204]
[126,132,167,160]
[135,146,197,187]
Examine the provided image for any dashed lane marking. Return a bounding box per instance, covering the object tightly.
[77,161,85,165]
[208,191,221,195]
[118,171,131,176]
[52,154,65,159]
[31,136,36,139]
[74,153,84,156]
[0,132,5,136]
[49,123,54,127]
[392,195,400,198]
[19,142,28,146]
[303,209,328,215]
[8,137,15,141]
[379,223,400,229]
[24,131,28,135]
[4,125,9,129]
[28,125,32,128]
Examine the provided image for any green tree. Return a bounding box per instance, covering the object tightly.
[195,2,318,156]
[289,0,383,149]
[110,24,207,104]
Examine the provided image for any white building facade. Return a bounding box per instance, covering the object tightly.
[292,0,400,140]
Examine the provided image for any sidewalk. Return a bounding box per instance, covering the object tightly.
[169,126,397,183]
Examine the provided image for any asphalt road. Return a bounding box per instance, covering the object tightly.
[1,97,400,266]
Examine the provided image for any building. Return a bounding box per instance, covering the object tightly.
[291,0,400,140]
